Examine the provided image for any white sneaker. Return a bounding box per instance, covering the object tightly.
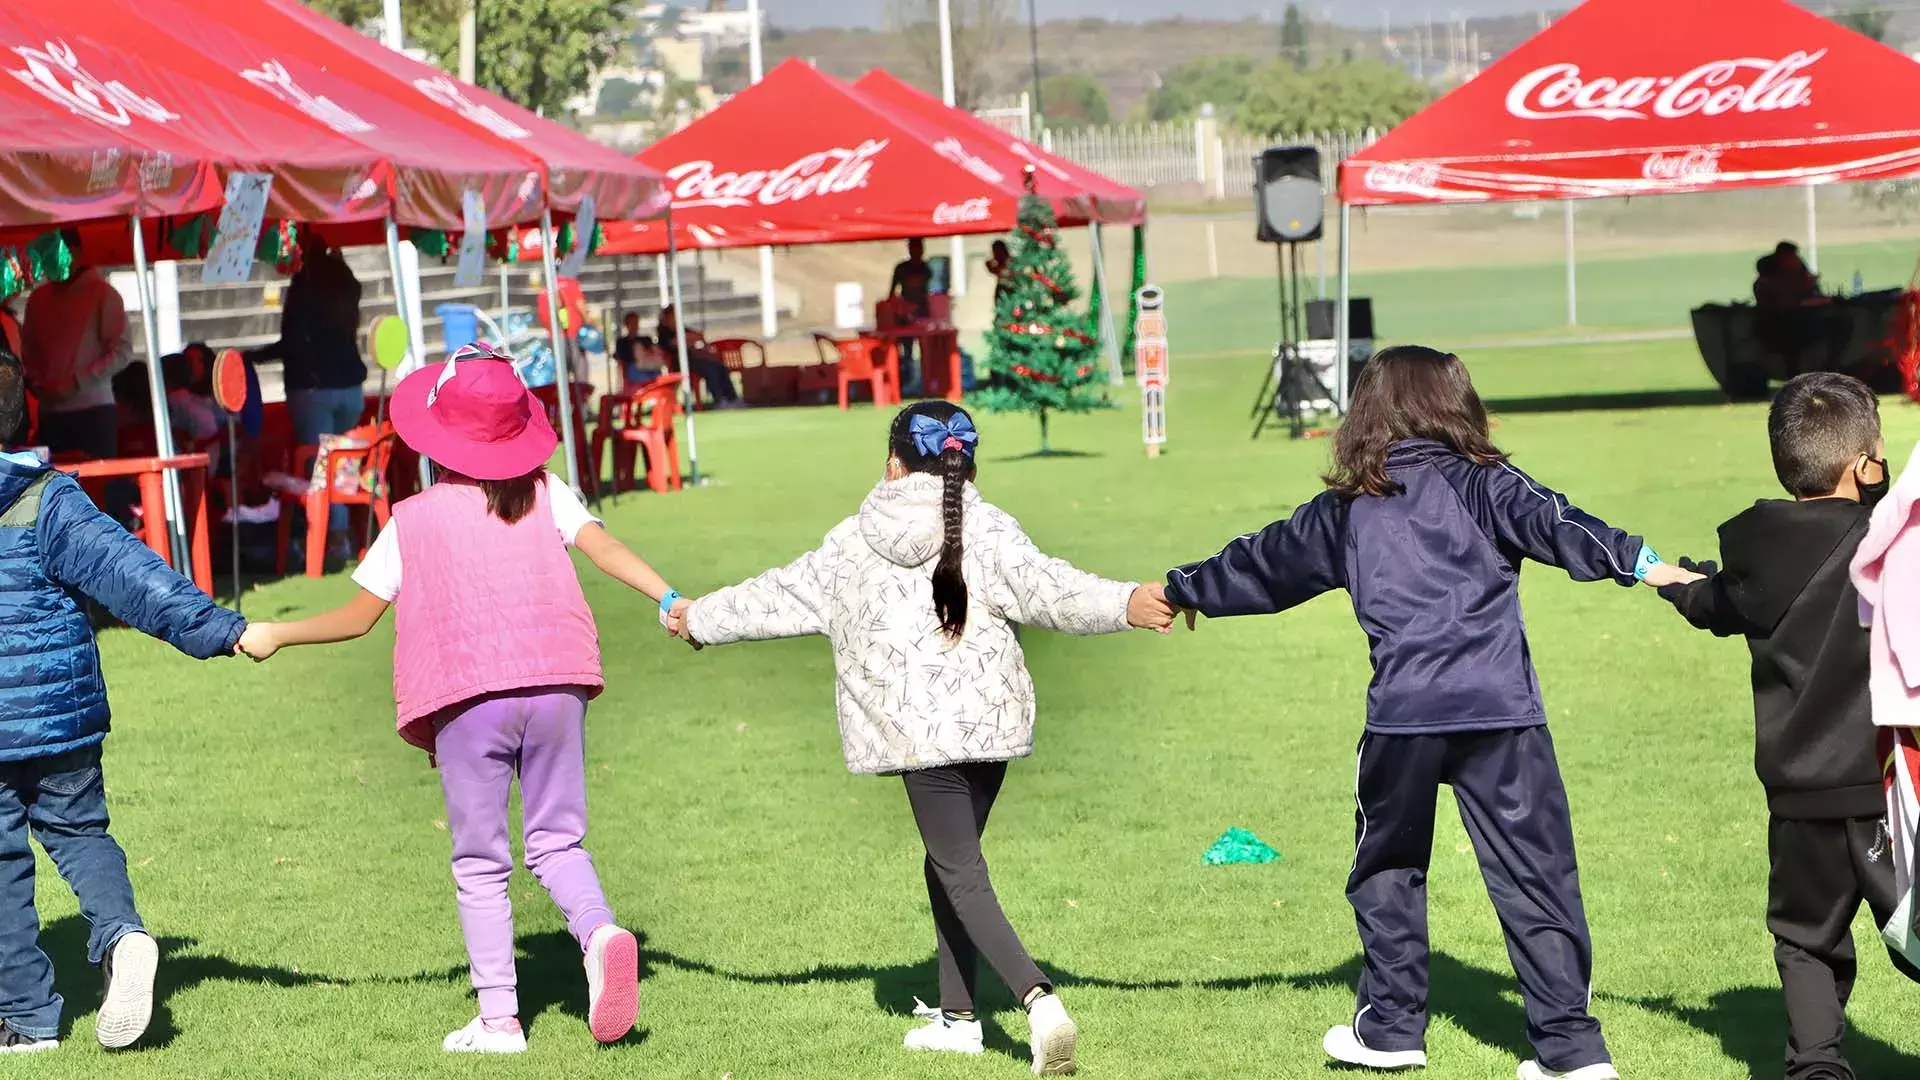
[0,1022,57,1053]
[1518,1063,1618,1080]
[1026,992,1078,1076]
[584,924,640,1044]
[903,998,983,1055]
[97,931,158,1049]
[442,1016,527,1054]
[1324,1025,1428,1070]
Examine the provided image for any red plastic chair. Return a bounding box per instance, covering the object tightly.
[613,376,685,495]
[277,421,398,578]
[531,382,598,497]
[815,332,894,410]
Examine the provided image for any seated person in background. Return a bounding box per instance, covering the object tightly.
[1755,242,1835,365]
[615,312,662,388]
[656,305,742,409]
[1755,241,1827,310]
[161,346,219,450]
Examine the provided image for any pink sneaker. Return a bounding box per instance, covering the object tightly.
[584,924,639,1043]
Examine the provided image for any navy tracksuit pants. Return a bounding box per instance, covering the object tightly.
[1348,726,1611,1072]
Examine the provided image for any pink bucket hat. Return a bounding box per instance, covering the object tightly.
[389,344,557,480]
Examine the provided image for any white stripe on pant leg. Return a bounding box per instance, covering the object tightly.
[1351,733,1372,1036]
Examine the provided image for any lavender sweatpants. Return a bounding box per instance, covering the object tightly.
[435,687,614,1021]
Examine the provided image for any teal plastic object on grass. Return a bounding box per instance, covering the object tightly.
[1204,827,1279,866]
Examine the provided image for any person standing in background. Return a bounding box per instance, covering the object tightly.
[22,230,130,460]
[275,231,367,560]
[888,238,934,392]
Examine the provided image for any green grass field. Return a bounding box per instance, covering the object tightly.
[1161,238,1920,355]
[34,339,1920,1079]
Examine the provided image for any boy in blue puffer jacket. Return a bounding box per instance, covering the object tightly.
[1153,347,1701,1080]
[0,347,244,1053]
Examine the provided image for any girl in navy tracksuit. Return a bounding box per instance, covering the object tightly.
[1163,347,1695,1080]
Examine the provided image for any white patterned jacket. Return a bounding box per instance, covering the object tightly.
[686,473,1136,774]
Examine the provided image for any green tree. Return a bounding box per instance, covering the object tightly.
[977,195,1105,452]
[1833,4,1892,42]
[1144,56,1256,124]
[1239,57,1429,136]
[1039,73,1110,130]
[308,0,628,120]
[886,0,1008,109]
[1280,3,1310,70]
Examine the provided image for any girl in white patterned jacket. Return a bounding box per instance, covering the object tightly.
[673,402,1171,1076]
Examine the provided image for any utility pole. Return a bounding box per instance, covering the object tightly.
[750,0,778,338]
[939,0,967,299]
[382,0,403,48]
[1027,0,1044,132]
[458,1,476,83]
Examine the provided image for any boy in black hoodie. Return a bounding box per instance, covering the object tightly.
[1660,372,1917,1080]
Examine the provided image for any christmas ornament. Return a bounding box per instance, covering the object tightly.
[25,231,70,285]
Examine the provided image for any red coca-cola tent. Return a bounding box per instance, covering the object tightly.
[853,69,1146,227]
[1326,0,1920,396]
[581,59,1053,257]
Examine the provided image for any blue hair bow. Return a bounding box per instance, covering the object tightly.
[908,412,979,459]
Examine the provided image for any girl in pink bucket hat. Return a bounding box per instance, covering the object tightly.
[236,344,690,1053]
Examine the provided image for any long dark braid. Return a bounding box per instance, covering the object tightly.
[888,401,978,638]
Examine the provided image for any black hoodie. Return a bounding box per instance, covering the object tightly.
[1659,498,1881,819]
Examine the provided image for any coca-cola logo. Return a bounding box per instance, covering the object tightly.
[1363,162,1443,194]
[1642,148,1722,182]
[415,75,529,140]
[1507,50,1824,121]
[241,60,374,135]
[932,198,993,225]
[932,136,1004,185]
[8,40,176,128]
[669,139,888,209]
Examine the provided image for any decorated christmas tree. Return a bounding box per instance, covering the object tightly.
[975,179,1105,452]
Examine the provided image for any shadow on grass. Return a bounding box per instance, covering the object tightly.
[1484,388,1732,415]
[1200,952,1535,1062]
[43,915,347,1048]
[995,449,1104,462]
[1613,985,1920,1080]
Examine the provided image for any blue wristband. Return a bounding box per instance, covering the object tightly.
[659,589,682,615]
[1633,544,1661,581]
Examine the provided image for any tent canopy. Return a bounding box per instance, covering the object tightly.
[587,59,1061,257]
[852,69,1146,227]
[1339,0,1920,206]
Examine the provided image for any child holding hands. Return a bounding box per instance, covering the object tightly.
[671,402,1172,1075]
[1156,346,1699,1080]
[241,345,683,1053]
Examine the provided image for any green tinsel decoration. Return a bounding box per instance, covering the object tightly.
[170,214,213,260]
[411,228,449,260]
[587,222,604,256]
[0,249,24,301]
[557,221,576,256]
[254,222,281,267]
[1120,223,1146,376]
[25,231,71,285]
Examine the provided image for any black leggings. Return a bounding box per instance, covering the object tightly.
[902,761,1048,1013]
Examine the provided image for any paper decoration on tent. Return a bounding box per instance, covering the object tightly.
[410,228,450,260]
[454,191,489,289]
[369,314,411,371]
[1203,827,1279,866]
[558,195,597,278]
[202,173,274,284]
[25,231,71,286]
[168,213,214,260]
[0,249,25,301]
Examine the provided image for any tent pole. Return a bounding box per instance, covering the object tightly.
[1089,222,1122,385]
[384,216,431,489]
[1805,183,1820,276]
[666,205,702,485]
[538,210,584,494]
[655,253,670,318]
[1336,202,1352,413]
[128,214,190,580]
[1564,200,1577,327]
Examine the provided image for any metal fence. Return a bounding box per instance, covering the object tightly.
[1011,113,1377,199]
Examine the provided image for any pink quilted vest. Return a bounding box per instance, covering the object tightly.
[390,479,602,751]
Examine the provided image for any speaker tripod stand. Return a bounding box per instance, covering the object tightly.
[1251,241,1338,439]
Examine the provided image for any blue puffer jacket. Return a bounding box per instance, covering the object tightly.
[1167,439,1643,734]
[0,455,245,762]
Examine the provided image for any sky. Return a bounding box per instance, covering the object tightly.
[764,0,1563,31]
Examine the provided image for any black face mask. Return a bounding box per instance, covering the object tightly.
[1859,457,1890,507]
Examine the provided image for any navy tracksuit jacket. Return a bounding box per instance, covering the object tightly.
[1166,439,1642,1069]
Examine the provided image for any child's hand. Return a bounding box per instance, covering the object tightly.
[1641,562,1705,589]
[236,623,279,662]
[1127,583,1176,634]
[667,597,703,650]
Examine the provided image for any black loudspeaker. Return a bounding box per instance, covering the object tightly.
[1254,145,1324,244]
[1305,297,1374,340]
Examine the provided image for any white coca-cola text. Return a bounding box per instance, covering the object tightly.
[1506,50,1824,121]
[1642,148,1722,182]
[1362,162,1443,194]
[932,198,993,225]
[669,140,888,209]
